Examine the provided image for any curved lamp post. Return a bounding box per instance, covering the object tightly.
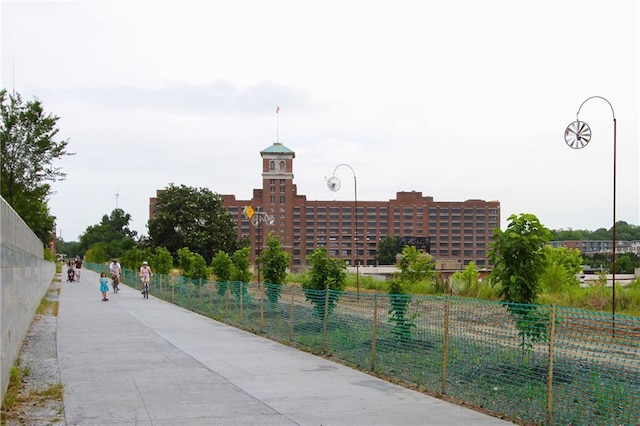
[243,206,274,283]
[326,164,360,298]
[564,96,617,317]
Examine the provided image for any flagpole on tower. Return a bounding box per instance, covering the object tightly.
[276,105,280,143]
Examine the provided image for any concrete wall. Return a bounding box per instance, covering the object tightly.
[1,197,55,400]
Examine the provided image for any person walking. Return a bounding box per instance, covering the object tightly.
[139,261,153,295]
[99,272,109,301]
[109,258,122,293]
[74,257,83,281]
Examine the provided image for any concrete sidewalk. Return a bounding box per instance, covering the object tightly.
[58,269,513,425]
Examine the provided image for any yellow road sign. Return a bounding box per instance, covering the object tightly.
[243,205,255,220]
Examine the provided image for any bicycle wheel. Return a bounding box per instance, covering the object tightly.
[144,283,149,299]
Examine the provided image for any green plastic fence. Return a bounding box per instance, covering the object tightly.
[86,263,639,425]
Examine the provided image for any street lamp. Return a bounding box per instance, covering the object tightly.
[564,96,617,317]
[326,163,360,298]
[243,206,274,283]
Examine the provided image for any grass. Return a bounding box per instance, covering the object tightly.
[1,364,28,411]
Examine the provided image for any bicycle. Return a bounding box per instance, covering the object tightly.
[111,274,120,293]
[142,278,149,299]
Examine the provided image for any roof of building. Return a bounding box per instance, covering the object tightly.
[261,142,295,156]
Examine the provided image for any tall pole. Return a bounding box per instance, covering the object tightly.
[565,96,617,318]
[327,163,359,298]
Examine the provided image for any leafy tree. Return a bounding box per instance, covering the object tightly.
[230,247,252,302]
[539,246,582,294]
[121,246,173,274]
[177,247,209,282]
[85,243,107,263]
[489,213,553,349]
[148,183,238,262]
[259,232,290,303]
[211,250,233,296]
[374,236,400,265]
[489,213,552,304]
[78,208,137,259]
[388,246,434,342]
[615,253,640,274]
[1,89,72,243]
[302,247,347,318]
[451,261,480,297]
[231,247,251,283]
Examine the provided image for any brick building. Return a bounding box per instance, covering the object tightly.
[151,142,500,271]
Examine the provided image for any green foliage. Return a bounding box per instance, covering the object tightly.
[387,246,434,342]
[78,209,137,259]
[374,236,400,265]
[552,221,640,241]
[211,251,233,282]
[489,213,552,304]
[177,247,209,281]
[121,246,173,274]
[43,247,55,261]
[1,89,72,243]
[489,213,553,350]
[302,247,347,318]
[539,246,582,294]
[148,183,238,262]
[451,261,480,297]
[388,280,415,342]
[84,244,106,263]
[231,247,251,283]
[260,233,290,303]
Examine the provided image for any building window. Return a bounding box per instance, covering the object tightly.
[269,161,275,171]
[279,161,285,171]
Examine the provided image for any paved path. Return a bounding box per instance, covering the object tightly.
[58,269,513,425]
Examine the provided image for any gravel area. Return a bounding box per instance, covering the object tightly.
[1,276,65,425]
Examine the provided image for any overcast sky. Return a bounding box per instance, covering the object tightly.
[2,0,638,242]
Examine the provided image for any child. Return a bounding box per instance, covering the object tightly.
[100,272,109,301]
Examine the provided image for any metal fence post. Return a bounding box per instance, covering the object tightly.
[323,286,330,354]
[546,304,557,426]
[371,294,378,372]
[289,290,294,340]
[442,295,450,394]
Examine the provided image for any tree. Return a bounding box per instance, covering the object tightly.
[1,89,72,243]
[211,250,234,296]
[121,246,173,274]
[539,246,582,294]
[388,246,435,342]
[148,183,238,262]
[374,236,400,265]
[451,261,480,297]
[489,213,552,304]
[78,208,137,259]
[177,247,209,282]
[230,247,252,302]
[302,247,347,318]
[259,232,290,303]
[489,213,553,349]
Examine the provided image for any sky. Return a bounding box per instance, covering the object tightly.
[2,0,638,242]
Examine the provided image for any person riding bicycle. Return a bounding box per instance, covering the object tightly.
[109,258,122,292]
[139,261,153,295]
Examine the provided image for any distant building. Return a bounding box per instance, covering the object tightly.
[150,142,501,272]
[549,240,640,256]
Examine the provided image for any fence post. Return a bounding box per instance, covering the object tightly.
[371,294,378,372]
[239,282,244,323]
[442,295,450,394]
[546,304,556,426]
[225,283,229,319]
[260,284,265,333]
[289,290,294,340]
[323,285,330,354]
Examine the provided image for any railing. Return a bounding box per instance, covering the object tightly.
[87,263,640,425]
